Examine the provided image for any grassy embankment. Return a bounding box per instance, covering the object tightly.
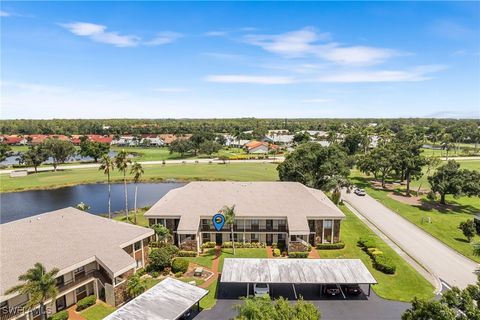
[0,162,279,192]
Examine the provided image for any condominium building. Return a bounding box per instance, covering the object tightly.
[145,182,345,252]
[0,208,154,320]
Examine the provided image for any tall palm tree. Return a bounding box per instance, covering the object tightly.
[115,150,131,220]
[222,205,236,255]
[5,263,59,320]
[126,274,147,298]
[99,154,115,219]
[130,162,144,225]
[473,243,480,257]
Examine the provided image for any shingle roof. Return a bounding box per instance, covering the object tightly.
[145,182,345,234]
[0,208,153,299]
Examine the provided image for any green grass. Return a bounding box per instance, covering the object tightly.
[185,248,217,269]
[351,174,480,263]
[0,162,278,192]
[113,208,149,227]
[144,277,161,289]
[200,278,219,310]
[80,302,116,320]
[319,204,435,302]
[218,248,268,272]
[178,276,205,286]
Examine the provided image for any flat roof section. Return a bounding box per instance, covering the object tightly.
[221,258,377,285]
[104,277,208,320]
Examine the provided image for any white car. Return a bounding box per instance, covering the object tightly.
[254,283,270,297]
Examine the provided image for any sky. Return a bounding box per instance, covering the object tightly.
[1,1,479,119]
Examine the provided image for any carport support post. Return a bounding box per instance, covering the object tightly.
[247,283,249,297]
[368,284,371,296]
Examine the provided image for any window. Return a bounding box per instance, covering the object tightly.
[76,285,86,295]
[134,241,141,251]
[74,267,84,274]
[324,220,332,228]
[136,259,143,268]
[251,219,259,226]
[56,276,64,287]
[202,233,210,242]
[278,233,285,240]
[251,233,259,242]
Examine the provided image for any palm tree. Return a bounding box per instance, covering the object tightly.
[99,154,115,219]
[221,205,236,255]
[126,274,147,298]
[151,223,171,243]
[473,243,480,257]
[115,150,131,220]
[130,162,144,225]
[5,263,59,320]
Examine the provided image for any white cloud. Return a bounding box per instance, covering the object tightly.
[153,87,189,92]
[203,52,245,61]
[244,27,398,66]
[204,31,228,37]
[144,31,183,46]
[60,22,139,47]
[0,10,10,17]
[205,75,294,84]
[429,20,474,40]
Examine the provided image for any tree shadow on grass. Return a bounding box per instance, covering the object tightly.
[418,198,479,215]
[454,237,470,243]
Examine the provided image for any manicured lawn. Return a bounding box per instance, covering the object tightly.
[145,277,161,289]
[113,207,149,227]
[80,302,116,320]
[0,162,278,192]
[200,278,219,310]
[218,248,268,272]
[185,248,217,269]
[351,174,480,263]
[319,204,435,302]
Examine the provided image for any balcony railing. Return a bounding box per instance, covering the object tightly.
[201,225,288,232]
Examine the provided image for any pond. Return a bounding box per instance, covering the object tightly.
[0,182,185,223]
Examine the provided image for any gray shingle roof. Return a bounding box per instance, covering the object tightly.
[0,208,153,299]
[145,182,345,234]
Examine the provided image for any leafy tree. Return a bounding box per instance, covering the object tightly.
[216,135,227,146]
[416,157,440,194]
[342,131,363,155]
[42,138,75,171]
[459,220,476,243]
[79,139,110,162]
[402,298,456,320]
[441,133,454,160]
[21,145,48,173]
[358,145,395,188]
[99,154,115,218]
[252,127,268,141]
[5,263,59,320]
[0,144,12,162]
[168,139,193,156]
[115,150,131,219]
[222,205,236,255]
[278,143,351,191]
[189,132,216,155]
[473,242,480,257]
[130,162,144,225]
[199,140,222,156]
[126,274,147,298]
[75,202,90,211]
[292,132,311,145]
[148,244,179,271]
[151,224,171,243]
[234,296,320,320]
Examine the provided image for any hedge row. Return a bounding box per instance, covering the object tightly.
[177,250,197,257]
[48,310,68,320]
[316,241,345,250]
[222,241,267,248]
[358,237,396,274]
[288,252,309,258]
[76,295,96,311]
[201,241,216,249]
[172,258,189,273]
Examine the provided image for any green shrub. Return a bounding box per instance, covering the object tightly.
[48,310,68,320]
[76,295,96,311]
[273,248,281,257]
[373,255,396,274]
[316,241,345,250]
[288,252,309,258]
[271,242,277,249]
[178,250,197,257]
[151,271,159,278]
[367,247,378,256]
[175,271,183,277]
[372,250,383,256]
[171,258,189,274]
[149,244,179,271]
[222,242,266,249]
[358,237,376,249]
[201,241,216,249]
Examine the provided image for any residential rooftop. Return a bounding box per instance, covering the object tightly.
[145,181,345,234]
[0,208,153,300]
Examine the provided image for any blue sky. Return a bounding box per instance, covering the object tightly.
[1,1,479,119]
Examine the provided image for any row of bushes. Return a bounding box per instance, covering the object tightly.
[49,310,68,320]
[177,250,197,257]
[222,241,267,248]
[316,241,345,250]
[201,241,216,249]
[358,237,396,274]
[76,295,96,311]
[288,252,309,258]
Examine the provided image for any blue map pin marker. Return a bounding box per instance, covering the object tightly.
[212,213,225,231]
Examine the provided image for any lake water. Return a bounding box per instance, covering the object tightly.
[0,182,185,223]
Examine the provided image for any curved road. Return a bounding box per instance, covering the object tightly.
[342,190,478,289]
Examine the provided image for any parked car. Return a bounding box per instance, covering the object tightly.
[342,284,362,295]
[323,285,340,296]
[179,308,192,319]
[254,283,270,297]
[354,188,366,196]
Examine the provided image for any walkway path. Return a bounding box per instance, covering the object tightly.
[199,246,221,289]
[342,190,478,289]
[67,305,86,320]
[308,248,321,259]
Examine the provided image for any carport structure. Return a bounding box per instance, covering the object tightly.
[104,277,208,320]
[221,258,377,299]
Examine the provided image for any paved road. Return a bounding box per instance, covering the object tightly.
[342,190,478,289]
[0,157,284,174]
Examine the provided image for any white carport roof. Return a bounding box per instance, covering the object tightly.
[221,258,377,285]
[104,277,208,320]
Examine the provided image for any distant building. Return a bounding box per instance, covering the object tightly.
[245,140,279,154]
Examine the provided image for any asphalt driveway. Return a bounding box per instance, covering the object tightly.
[342,190,478,289]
